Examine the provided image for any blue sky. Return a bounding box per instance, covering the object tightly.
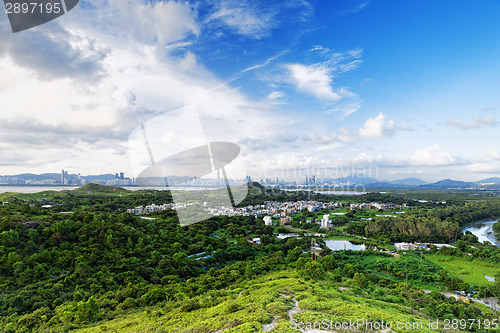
[0,0,499,182]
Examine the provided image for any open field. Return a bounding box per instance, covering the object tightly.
[425,254,499,287]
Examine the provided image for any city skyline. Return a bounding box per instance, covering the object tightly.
[1,169,500,187]
[1,1,500,182]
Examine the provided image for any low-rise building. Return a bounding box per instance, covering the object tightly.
[263,216,274,226]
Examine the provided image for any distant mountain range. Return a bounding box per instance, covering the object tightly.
[335,175,379,184]
[419,179,473,189]
[391,178,427,186]
[331,175,500,189]
[474,177,500,184]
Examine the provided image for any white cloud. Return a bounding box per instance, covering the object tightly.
[302,128,355,145]
[205,0,313,39]
[136,1,199,43]
[486,148,500,161]
[287,64,341,101]
[409,144,456,166]
[178,51,198,71]
[268,91,285,100]
[85,0,199,45]
[464,149,500,173]
[466,163,496,173]
[286,47,362,103]
[0,1,289,175]
[446,116,496,129]
[358,112,395,138]
[267,91,286,104]
[347,1,371,14]
[325,101,362,119]
[206,0,276,38]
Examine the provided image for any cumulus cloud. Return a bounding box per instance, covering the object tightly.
[80,0,199,45]
[0,1,290,174]
[358,112,395,138]
[409,144,456,166]
[0,28,105,82]
[446,116,496,129]
[463,149,500,174]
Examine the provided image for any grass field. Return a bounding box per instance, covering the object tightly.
[425,254,498,287]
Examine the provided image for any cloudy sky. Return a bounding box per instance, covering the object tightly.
[0,0,499,182]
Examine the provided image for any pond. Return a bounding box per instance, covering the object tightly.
[325,239,366,251]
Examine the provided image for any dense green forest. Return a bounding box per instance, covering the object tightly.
[0,184,499,332]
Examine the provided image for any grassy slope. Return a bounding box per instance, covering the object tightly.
[426,254,498,287]
[72,270,458,333]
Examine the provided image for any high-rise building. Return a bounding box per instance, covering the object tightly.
[61,169,65,184]
[120,172,124,180]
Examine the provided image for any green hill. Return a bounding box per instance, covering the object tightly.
[73,270,440,333]
[72,183,129,194]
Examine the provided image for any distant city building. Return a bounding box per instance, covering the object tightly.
[280,216,291,226]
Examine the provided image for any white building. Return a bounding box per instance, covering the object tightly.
[308,205,320,212]
[320,214,331,229]
[263,216,274,226]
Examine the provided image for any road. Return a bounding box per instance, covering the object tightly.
[423,290,499,311]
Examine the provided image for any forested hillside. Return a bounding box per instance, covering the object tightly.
[0,184,499,332]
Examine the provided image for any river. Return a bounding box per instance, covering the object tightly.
[462,220,500,247]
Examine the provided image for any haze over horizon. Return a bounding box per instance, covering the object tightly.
[1,0,500,182]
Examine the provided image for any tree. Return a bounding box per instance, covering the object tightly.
[319,255,336,271]
[287,246,302,263]
[296,257,307,272]
[300,261,325,279]
[353,273,367,288]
